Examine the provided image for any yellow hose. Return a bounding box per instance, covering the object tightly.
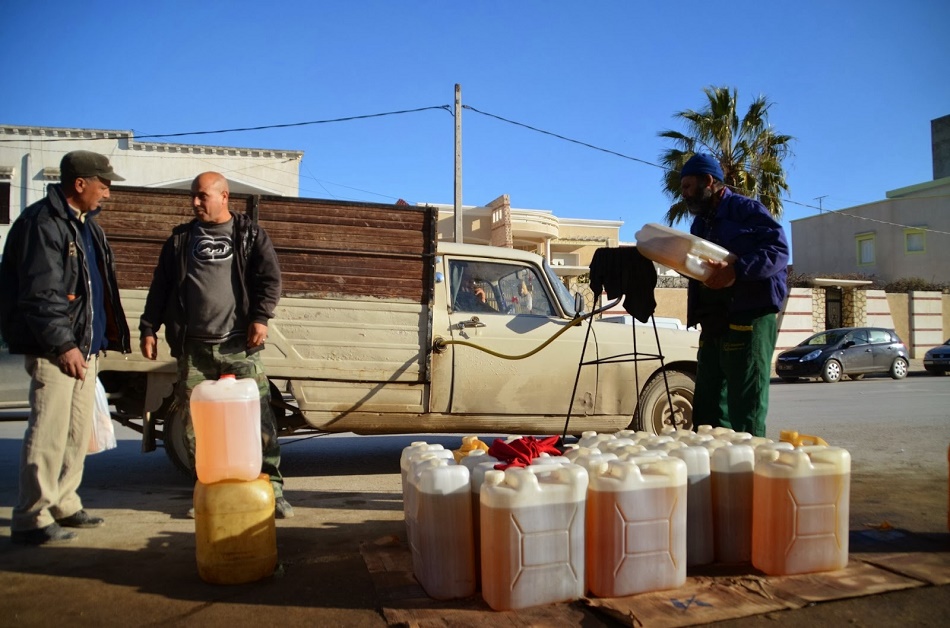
[434,314,588,360]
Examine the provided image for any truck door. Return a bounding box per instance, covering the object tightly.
[445,258,599,417]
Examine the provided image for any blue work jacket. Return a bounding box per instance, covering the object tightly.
[686,188,789,329]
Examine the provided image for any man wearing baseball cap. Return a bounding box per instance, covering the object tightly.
[0,150,131,545]
[680,153,789,437]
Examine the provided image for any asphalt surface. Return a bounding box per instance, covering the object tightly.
[0,361,947,627]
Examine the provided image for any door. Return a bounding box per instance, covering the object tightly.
[868,329,900,369]
[825,287,842,330]
[839,329,872,372]
[445,258,599,416]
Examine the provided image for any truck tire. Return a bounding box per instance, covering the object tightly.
[633,370,695,435]
[162,398,195,478]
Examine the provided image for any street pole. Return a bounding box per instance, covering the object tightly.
[454,83,463,243]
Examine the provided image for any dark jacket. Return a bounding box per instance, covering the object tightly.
[686,188,789,329]
[139,211,281,358]
[0,185,131,358]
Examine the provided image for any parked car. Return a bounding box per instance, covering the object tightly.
[923,339,950,375]
[775,327,908,383]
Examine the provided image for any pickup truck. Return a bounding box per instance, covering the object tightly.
[95,187,699,473]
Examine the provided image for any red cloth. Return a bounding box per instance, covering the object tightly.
[487,436,562,470]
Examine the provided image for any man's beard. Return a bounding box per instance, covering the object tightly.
[685,187,715,216]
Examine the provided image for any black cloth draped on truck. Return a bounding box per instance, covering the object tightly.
[588,247,657,323]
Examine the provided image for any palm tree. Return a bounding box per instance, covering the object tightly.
[658,86,794,225]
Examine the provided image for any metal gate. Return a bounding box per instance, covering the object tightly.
[825,287,842,329]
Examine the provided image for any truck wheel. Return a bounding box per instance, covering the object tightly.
[633,370,695,435]
[161,398,196,479]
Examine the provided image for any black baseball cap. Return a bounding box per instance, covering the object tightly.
[60,150,125,182]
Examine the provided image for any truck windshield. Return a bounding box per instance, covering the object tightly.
[543,258,579,317]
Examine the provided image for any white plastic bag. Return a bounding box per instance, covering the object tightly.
[88,377,117,454]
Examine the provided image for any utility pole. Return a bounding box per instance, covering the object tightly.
[454,83,463,243]
[814,195,828,213]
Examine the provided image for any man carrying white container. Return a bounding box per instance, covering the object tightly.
[680,154,789,437]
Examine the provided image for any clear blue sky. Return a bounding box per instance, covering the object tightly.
[2,0,947,245]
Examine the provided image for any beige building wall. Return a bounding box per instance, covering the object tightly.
[790,179,950,284]
[886,293,910,348]
[1,124,302,245]
[433,201,621,273]
[653,288,687,323]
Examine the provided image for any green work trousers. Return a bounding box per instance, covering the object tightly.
[174,336,283,497]
[692,311,777,437]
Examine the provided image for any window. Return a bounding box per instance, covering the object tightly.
[904,228,925,254]
[448,259,554,316]
[844,329,869,345]
[0,182,10,225]
[868,329,892,344]
[856,233,875,266]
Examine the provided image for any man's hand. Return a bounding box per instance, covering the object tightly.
[703,260,737,289]
[58,347,88,380]
[140,335,158,360]
[247,322,268,349]
[473,286,487,303]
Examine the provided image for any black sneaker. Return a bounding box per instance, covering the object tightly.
[275,497,294,519]
[56,510,104,529]
[11,523,78,546]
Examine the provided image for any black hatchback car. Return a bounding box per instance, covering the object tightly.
[775,327,909,383]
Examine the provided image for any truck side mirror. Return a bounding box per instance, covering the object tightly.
[573,292,586,317]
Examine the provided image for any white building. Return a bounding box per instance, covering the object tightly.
[1,124,303,246]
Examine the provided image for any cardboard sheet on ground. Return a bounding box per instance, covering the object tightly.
[360,533,946,627]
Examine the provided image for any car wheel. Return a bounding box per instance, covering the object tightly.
[632,370,695,435]
[890,357,909,379]
[821,359,842,383]
[780,376,800,383]
[847,374,865,381]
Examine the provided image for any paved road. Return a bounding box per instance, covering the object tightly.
[0,367,947,626]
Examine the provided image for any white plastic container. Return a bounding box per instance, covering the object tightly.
[710,443,755,564]
[752,446,851,575]
[669,445,715,566]
[586,456,687,597]
[577,431,616,449]
[480,464,588,611]
[403,450,455,545]
[462,450,500,587]
[400,442,447,496]
[190,375,262,484]
[407,457,476,600]
[635,223,737,282]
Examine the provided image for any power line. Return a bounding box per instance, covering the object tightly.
[0,106,453,143]
[462,104,665,171]
[4,104,946,237]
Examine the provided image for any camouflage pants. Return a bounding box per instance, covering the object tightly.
[174,336,283,497]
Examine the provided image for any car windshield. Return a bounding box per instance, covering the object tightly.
[801,331,846,347]
[543,258,578,316]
